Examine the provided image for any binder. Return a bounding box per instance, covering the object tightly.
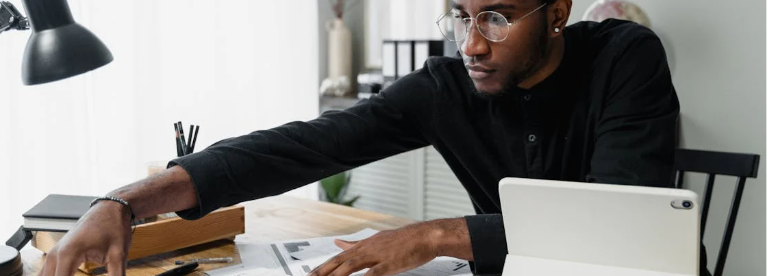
[382,41,397,81]
[382,40,444,81]
[396,41,413,78]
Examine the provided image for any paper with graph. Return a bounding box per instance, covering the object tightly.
[205,228,472,276]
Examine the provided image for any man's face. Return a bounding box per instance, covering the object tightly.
[453,0,550,96]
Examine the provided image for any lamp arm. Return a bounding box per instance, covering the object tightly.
[0,1,29,34]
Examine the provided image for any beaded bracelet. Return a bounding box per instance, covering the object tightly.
[90,196,137,231]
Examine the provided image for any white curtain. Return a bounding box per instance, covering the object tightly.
[0,0,319,239]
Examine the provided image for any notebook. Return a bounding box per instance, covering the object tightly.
[499,178,700,276]
[23,194,97,232]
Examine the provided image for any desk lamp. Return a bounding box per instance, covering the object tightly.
[1,0,112,272]
[0,0,112,85]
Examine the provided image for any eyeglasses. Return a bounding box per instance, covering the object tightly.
[436,3,547,43]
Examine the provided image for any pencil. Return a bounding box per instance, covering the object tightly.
[178,121,188,155]
[174,123,182,157]
[188,125,194,153]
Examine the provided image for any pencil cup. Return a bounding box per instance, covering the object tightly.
[146,160,169,177]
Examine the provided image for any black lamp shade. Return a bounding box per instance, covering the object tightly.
[21,0,112,85]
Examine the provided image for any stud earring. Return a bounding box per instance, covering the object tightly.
[554,28,560,33]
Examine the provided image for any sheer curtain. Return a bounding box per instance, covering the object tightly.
[0,0,319,239]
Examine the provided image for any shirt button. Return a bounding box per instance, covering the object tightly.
[528,134,537,142]
[523,94,531,101]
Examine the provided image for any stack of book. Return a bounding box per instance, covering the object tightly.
[22,194,96,232]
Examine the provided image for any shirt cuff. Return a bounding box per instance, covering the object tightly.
[168,151,230,220]
[465,214,507,275]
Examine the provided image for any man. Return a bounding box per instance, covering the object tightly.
[39,0,709,275]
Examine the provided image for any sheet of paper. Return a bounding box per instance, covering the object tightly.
[219,267,290,276]
[288,228,378,262]
[205,228,472,276]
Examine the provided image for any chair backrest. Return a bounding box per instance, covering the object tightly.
[673,149,760,276]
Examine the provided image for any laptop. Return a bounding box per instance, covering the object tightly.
[499,178,700,276]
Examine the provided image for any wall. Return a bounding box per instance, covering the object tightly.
[566,1,766,275]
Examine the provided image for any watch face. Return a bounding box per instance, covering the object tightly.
[0,245,22,276]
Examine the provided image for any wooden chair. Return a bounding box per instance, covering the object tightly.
[673,149,760,276]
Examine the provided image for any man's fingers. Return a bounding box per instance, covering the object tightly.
[334,239,358,250]
[309,251,353,276]
[52,251,83,276]
[106,251,127,276]
[38,249,58,276]
[328,257,370,276]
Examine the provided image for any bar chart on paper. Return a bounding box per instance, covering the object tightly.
[207,229,472,276]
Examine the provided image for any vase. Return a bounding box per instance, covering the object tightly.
[326,18,352,94]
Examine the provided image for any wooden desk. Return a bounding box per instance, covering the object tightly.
[21,196,416,276]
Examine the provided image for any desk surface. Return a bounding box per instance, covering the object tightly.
[21,196,416,276]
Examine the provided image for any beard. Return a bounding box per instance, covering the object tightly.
[472,18,551,98]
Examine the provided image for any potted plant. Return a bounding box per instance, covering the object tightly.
[319,171,360,206]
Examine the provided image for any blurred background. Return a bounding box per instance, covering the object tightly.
[0,0,765,275]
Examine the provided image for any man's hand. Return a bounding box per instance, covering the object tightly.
[37,166,199,276]
[38,201,133,276]
[309,218,472,276]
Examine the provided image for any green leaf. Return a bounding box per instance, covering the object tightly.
[341,195,360,207]
[320,172,348,199]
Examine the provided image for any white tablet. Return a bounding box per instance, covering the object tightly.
[499,178,700,276]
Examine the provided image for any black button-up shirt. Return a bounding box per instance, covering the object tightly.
[171,19,708,275]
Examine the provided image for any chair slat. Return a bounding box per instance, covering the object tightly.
[700,174,716,240]
[713,177,747,276]
[675,171,684,189]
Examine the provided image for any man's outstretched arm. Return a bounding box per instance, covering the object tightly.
[38,64,440,276]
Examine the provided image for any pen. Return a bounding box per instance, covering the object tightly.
[175,257,233,265]
[174,123,182,157]
[156,262,198,276]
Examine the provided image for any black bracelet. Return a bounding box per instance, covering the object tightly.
[90,196,136,221]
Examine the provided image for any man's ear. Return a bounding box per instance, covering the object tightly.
[547,0,572,38]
